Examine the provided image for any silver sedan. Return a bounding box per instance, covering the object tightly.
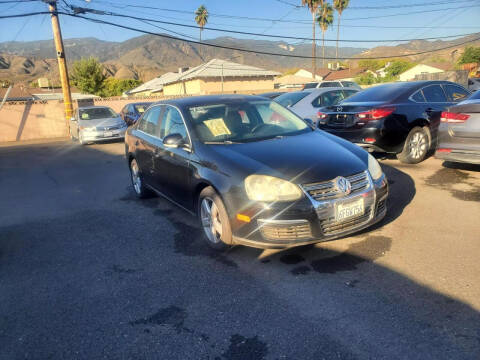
[275,87,359,125]
[70,106,127,145]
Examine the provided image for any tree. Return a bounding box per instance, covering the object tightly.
[317,2,334,67]
[70,57,106,95]
[100,78,142,97]
[195,5,209,42]
[355,72,375,85]
[333,0,349,61]
[385,60,414,77]
[358,59,386,72]
[458,46,480,64]
[302,0,321,79]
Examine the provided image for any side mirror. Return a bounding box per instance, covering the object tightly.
[163,133,186,148]
[304,118,314,127]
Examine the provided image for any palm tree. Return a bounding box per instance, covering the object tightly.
[333,0,349,61]
[195,5,209,42]
[301,0,321,79]
[317,2,334,67]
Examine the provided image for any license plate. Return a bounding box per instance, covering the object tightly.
[103,131,113,137]
[336,198,364,222]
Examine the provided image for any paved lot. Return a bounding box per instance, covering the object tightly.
[0,140,479,360]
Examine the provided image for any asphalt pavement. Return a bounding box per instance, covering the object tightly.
[0,140,479,360]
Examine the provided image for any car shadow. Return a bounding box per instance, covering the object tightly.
[441,161,480,172]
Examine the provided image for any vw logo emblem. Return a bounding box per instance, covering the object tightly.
[336,106,343,112]
[335,176,351,195]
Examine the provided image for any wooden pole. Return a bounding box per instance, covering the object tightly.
[45,0,73,121]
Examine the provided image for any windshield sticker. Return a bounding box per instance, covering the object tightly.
[204,118,231,137]
[81,113,89,120]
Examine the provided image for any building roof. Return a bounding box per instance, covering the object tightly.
[128,72,180,94]
[274,74,314,85]
[164,59,280,85]
[0,85,34,101]
[420,63,452,71]
[323,68,364,81]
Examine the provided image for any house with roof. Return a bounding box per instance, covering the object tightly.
[322,68,365,82]
[398,63,451,82]
[160,59,280,96]
[125,71,182,97]
[293,68,331,81]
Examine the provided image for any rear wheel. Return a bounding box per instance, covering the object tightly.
[397,126,429,164]
[130,158,153,198]
[198,187,232,250]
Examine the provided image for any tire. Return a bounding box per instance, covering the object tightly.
[129,158,153,199]
[79,132,86,145]
[198,187,232,250]
[397,126,430,164]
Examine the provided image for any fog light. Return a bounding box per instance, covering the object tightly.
[236,213,251,223]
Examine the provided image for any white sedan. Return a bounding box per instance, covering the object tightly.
[275,87,359,125]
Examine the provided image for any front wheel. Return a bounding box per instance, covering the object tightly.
[198,187,232,250]
[397,126,430,164]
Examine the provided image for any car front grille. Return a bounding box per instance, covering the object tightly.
[321,206,374,236]
[303,171,370,202]
[96,125,120,131]
[259,221,312,241]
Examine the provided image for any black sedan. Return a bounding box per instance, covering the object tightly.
[120,102,153,126]
[435,90,480,164]
[125,95,388,249]
[317,81,470,163]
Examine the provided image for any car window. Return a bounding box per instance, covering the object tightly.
[468,90,480,100]
[342,90,358,99]
[138,105,161,136]
[311,90,344,107]
[443,84,470,102]
[303,82,318,89]
[275,91,310,107]
[421,85,447,102]
[319,81,340,88]
[410,90,426,102]
[79,107,116,120]
[160,106,188,140]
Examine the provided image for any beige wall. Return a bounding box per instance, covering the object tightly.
[399,65,444,82]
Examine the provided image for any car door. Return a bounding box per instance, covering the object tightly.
[152,105,192,207]
[133,105,163,185]
[420,84,450,125]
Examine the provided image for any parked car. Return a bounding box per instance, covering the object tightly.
[125,95,388,250]
[120,102,153,126]
[435,90,480,164]
[258,91,287,99]
[275,87,359,124]
[317,81,471,164]
[467,78,480,92]
[70,106,127,145]
[303,80,362,90]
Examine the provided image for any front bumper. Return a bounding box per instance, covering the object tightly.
[81,128,126,142]
[231,172,388,249]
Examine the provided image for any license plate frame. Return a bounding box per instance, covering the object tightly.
[335,198,365,222]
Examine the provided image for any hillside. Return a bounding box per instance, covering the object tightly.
[0,33,478,84]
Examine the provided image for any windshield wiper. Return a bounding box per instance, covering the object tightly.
[204,140,239,144]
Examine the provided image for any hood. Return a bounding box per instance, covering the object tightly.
[79,116,124,128]
[207,131,368,184]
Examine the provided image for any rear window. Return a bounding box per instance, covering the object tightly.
[275,91,310,107]
[341,83,410,102]
[422,85,447,102]
[443,84,469,102]
[319,81,341,88]
[303,82,318,89]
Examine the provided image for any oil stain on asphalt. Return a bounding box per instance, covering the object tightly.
[425,167,480,202]
[220,334,268,360]
[130,305,188,334]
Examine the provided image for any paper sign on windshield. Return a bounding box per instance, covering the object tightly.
[204,118,231,137]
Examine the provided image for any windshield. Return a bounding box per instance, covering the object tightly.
[79,107,116,120]
[134,103,151,114]
[275,91,310,107]
[303,82,318,89]
[188,100,310,143]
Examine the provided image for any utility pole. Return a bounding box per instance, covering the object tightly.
[44,0,73,120]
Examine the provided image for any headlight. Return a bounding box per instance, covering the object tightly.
[368,153,383,181]
[245,175,302,202]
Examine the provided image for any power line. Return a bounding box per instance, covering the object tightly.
[63,5,480,43]
[275,0,478,9]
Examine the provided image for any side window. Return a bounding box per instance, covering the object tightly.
[312,90,344,107]
[160,106,188,140]
[342,90,357,99]
[422,85,447,102]
[138,106,161,136]
[410,90,426,102]
[443,84,469,102]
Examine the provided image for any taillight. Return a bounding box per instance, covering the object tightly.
[356,107,395,121]
[440,111,470,123]
[436,148,451,153]
[317,111,328,120]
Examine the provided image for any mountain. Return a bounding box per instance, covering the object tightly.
[0,33,478,85]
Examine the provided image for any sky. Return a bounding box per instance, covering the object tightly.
[0,0,480,49]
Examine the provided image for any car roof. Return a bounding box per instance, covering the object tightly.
[153,94,269,108]
[303,87,358,93]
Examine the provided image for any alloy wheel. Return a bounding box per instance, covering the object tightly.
[200,197,223,244]
[130,160,142,195]
[408,132,427,160]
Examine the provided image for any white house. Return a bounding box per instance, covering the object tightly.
[399,63,450,82]
[294,69,324,80]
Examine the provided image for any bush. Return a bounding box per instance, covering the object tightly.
[355,72,376,85]
[99,78,142,97]
[458,46,480,65]
[70,57,106,95]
